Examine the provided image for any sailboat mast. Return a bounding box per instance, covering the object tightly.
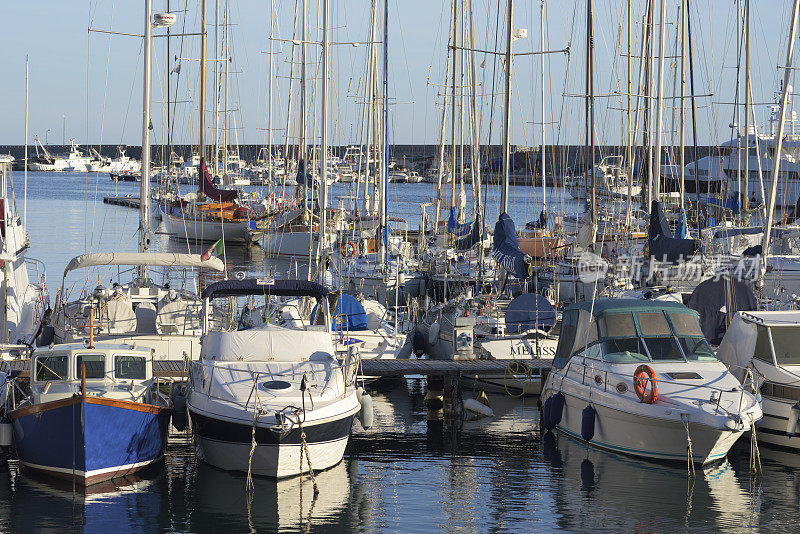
[540,0,546,210]
[267,0,274,182]
[679,0,686,211]
[450,0,458,211]
[587,0,596,221]
[760,0,800,285]
[743,0,751,212]
[653,0,666,205]
[381,0,389,265]
[200,0,207,161]
[319,0,329,265]
[500,0,513,214]
[24,55,28,233]
[139,0,154,281]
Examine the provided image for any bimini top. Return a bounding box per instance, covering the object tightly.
[63,252,224,277]
[202,278,329,300]
[566,298,691,318]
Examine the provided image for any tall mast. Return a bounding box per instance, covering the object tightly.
[500,0,513,214]
[679,0,686,211]
[24,56,28,233]
[687,0,701,224]
[742,0,751,213]
[166,0,171,166]
[624,0,633,227]
[539,0,547,212]
[587,0,596,224]
[267,0,274,182]
[450,0,458,211]
[381,0,389,265]
[319,0,329,265]
[138,0,154,282]
[760,0,800,285]
[653,0,667,205]
[199,0,207,161]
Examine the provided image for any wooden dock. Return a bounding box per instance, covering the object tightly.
[103,196,141,209]
[7,358,548,379]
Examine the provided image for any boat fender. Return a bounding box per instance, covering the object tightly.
[359,392,374,430]
[171,386,188,432]
[463,398,494,418]
[412,332,426,356]
[428,321,440,345]
[37,325,55,347]
[356,386,364,405]
[581,404,596,442]
[787,403,800,437]
[542,396,553,430]
[549,392,565,429]
[0,422,11,448]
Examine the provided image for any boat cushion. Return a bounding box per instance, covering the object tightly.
[103,297,137,334]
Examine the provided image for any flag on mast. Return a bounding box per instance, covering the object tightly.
[201,238,224,261]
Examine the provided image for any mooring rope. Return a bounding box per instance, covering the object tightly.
[749,413,762,474]
[682,416,696,477]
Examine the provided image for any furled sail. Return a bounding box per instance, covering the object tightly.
[648,200,699,263]
[492,213,531,279]
[199,158,238,202]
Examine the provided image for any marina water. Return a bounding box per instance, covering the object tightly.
[4,172,791,533]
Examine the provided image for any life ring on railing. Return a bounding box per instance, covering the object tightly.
[340,240,357,258]
[633,364,658,404]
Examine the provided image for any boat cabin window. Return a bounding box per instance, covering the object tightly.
[76,354,106,379]
[35,355,68,381]
[753,325,775,364]
[768,327,800,365]
[669,313,704,337]
[598,313,637,338]
[553,310,579,368]
[115,355,147,380]
[637,312,671,337]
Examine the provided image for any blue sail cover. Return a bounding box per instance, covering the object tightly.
[505,293,557,334]
[648,200,700,263]
[454,218,481,251]
[311,293,368,331]
[296,159,314,188]
[674,208,688,239]
[447,208,473,237]
[493,212,530,279]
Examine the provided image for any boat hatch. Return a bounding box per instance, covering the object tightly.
[260,380,293,391]
[666,372,703,380]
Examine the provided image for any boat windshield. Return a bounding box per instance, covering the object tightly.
[115,355,147,380]
[769,327,800,365]
[642,337,684,361]
[678,337,717,361]
[602,338,649,363]
[76,354,106,379]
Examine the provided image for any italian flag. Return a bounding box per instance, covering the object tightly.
[201,238,224,261]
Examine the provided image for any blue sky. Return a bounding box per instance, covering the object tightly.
[0,1,796,149]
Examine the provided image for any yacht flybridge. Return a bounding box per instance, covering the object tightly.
[542,299,761,465]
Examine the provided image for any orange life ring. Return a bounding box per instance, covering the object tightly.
[633,364,658,404]
[340,240,357,258]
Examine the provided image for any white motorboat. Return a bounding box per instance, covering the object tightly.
[30,140,93,172]
[567,156,642,202]
[187,278,362,478]
[716,310,800,451]
[542,299,761,465]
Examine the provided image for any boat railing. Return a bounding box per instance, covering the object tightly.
[561,358,760,420]
[188,354,360,413]
[23,257,48,321]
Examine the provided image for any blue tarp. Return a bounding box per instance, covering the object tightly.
[202,278,328,300]
[311,293,368,331]
[492,212,530,279]
[505,293,557,334]
[447,208,473,237]
[296,159,314,188]
[454,219,482,251]
[674,208,688,239]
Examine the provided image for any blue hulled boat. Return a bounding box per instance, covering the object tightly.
[9,343,171,485]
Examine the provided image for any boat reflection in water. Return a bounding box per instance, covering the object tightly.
[191,461,351,532]
[542,432,759,532]
[8,465,163,533]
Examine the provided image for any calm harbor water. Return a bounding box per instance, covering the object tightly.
[2,171,795,533]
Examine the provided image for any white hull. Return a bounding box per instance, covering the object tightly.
[197,436,350,478]
[262,231,334,258]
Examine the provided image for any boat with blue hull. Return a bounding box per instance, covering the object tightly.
[9,343,171,485]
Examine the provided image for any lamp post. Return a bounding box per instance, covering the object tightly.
[45,128,51,145]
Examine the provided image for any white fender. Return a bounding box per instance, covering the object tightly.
[428,321,440,345]
[463,398,493,418]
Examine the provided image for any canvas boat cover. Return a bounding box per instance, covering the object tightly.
[199,157,238,202]
[648,200,700,263]
[202,325,335,363]
[686,276,757,345]
[447,207,473,237]
[504,293,557,334]
[714,313,758,383]
[202,278,328,300]
[454,218,481,251]
[63,252,224,276]
[492,212,530,279]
